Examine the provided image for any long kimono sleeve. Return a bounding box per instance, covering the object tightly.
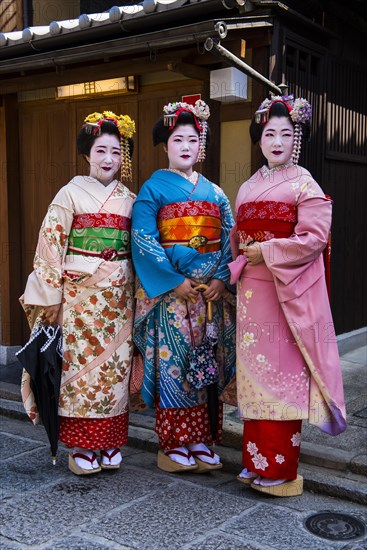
[131,181,185,298]
[24,202,73,306]
[212,185,234,282]
[260,176,331,289]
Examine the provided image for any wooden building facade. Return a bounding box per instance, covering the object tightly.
[0,0,366,360]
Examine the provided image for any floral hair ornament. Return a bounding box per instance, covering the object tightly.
[254,94,312,165]
[162,99,210,162]
[84,111,136,181]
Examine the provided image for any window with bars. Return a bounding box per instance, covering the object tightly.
[285,42,367,164]
[326,58,367,163]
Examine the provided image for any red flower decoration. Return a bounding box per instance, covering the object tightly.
[100,247,117,261]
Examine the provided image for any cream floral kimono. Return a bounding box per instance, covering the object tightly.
[22,176,135,422]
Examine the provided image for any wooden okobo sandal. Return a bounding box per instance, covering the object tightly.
[237,469,258,485]
[157,449,199,472]
[250,474,303,497]
[68,452,101,475]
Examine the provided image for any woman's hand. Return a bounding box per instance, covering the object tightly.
[203,279,226,302]
[243,242,264,265]
[174,278,199,302]
[42,304,61,325]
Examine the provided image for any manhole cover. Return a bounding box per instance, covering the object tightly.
[305,512,366,541]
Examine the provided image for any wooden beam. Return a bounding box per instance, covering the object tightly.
[167,61,210,81]
[0,57,167,95]
[0,49,207,95]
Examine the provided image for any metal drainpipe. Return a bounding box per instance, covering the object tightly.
[204,37,285,95]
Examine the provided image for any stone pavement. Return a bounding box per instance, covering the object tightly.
[0,344,366,548]
[1,414,367,550]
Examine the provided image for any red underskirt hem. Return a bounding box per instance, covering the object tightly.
[59,412,129,450]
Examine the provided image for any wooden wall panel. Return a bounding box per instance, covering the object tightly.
[19,101,74,295]
[0,95,22,345]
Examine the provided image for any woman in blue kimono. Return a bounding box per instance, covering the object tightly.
[132,100,236,473]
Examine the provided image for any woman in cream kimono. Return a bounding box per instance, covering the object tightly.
[21,111,136,475]
[230,96,346,496]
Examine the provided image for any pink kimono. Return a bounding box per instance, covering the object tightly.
[230,164,346,479]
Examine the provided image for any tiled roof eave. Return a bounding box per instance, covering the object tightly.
[0,16,270,75]
[0,0,242,57]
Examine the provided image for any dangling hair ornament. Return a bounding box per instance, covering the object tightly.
[254,94,312,165]
[84,111,136,181]
[163,99,210,162]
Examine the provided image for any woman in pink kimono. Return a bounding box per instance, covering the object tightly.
[230,95,346,496]
[21,111,136,475]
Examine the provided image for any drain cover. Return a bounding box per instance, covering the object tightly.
[305,512,366,541]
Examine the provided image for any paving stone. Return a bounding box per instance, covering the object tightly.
[0,540,22,550]
[222,504,364,550]
[184,532,260,550]
[82,481,254,550]
[213,477,367,520]
[0,446,70,500]
[0,415,51,443]
[43,534,132,549]
[0,466,167,545]
[0,432,43,460]
[124,451,237,488]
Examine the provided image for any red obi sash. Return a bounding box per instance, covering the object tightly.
[72,213,131,231]
[236,200,331,297]
[237,201,296,253]
[158,200,221,253]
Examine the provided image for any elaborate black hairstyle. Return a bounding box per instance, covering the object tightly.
[152,110,210,148]
[250,101,310,144]
[77,120,134,159]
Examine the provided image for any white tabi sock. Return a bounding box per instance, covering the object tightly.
[187,442,220,464]
[73,448,99,470]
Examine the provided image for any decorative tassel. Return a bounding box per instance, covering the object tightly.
[197,121,208,162]
[292,123,302,165]
[120,137,132,182]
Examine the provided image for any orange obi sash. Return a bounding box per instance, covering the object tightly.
[158,200,221,253]
[237,201,296,253]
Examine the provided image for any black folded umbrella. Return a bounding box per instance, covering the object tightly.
[16,325,62,464]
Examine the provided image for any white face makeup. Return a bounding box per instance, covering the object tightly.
[166,124,200,176]
[87,134,121,185]
[259,116,294,168]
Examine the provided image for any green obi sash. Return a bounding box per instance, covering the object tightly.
[67,213,131,261]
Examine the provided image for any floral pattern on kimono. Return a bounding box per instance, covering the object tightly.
[132,170,236,409]
[232,165,346,436]
[21,176,135,420]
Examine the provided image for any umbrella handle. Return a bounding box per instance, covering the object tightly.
[193,284,212,322]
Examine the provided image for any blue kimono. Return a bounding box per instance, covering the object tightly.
[132,169,235,409]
